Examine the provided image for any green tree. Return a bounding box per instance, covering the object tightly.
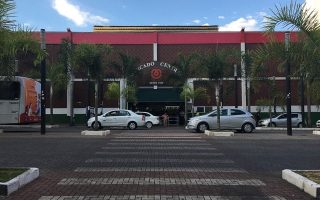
[260,1,320,126]
[0,0,45,77]
[180,84,210,116]
[121,84,137,109]
[172,53,199,123]
[112,52,139,108]
[201,49,232,130]
[74,44,112,130]
[105,82,120,108]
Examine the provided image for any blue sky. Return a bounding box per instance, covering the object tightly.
[14,0,318,32]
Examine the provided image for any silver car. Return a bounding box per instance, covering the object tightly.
[136,112,160,128]
[186,108,256,133]
[259,113,303,127]
[87,109,145,129]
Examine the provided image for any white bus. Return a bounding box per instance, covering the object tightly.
[0,76,41,124]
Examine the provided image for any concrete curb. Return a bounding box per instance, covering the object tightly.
[313,131,320,135]
[0,167,39,195]
[204,130,234,137]
[81,130,110,136]
[282,169,320,198]
[256,127,320,131]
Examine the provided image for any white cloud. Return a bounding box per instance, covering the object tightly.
[52,0,109,26]
[304,0,320,22]
[218,16,225,19]
[202,23,210,26]
[192,19,201,24]
[219,16,258,31]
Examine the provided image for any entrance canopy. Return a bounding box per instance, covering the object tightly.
[137,88,183,103]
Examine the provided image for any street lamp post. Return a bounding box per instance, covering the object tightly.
[234,64,238,108]
[285,32,292,136]
[40,29,46,135]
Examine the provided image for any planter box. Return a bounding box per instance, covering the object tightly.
[204,130,234,136]
[282,169,320,198]
[0,167,39,195]
[81,130,110,136]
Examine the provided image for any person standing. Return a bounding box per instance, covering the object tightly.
[161,112,169,127]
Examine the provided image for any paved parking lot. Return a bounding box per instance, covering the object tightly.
[0,126,319,199]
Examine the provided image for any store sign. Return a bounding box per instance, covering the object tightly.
[137,61,178,73]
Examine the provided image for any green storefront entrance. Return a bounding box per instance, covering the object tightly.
[136,87,185,125]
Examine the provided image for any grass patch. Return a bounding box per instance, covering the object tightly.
[0,168,27,182]
[297,171,320,184]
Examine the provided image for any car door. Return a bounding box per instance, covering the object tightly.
[207,111,217,129]
[116,110,131,126]
[101,110,119,126]
[228,109,247,129]
[219,109,229,129]
[291,114,299,126]
[277,114,287,127]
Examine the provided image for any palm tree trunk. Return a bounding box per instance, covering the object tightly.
[94,80,99,130]
[307,80,311,127]
[216,84,221,130]
[50,83,53,125]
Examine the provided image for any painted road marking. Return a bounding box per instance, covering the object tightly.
[39,195,286,200]
[74,167,248,173]
[85,158,234,164]
[57,178,265,186]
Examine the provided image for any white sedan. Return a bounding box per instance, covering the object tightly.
[136,111,160,128]
[87,109,145,130]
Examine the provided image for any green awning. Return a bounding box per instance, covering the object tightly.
[137,88,183,102]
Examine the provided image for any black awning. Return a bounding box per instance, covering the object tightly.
[137,88,183,103]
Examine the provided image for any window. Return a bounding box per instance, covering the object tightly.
[231,109,245,115]
[119,111,130,116]
[291,114,298,118]
[221,109,228,116]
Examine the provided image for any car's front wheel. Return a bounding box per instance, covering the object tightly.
[241,123,254,133]
[197,122,208,133]
[268,122,276,127]
[91,121,101,130]
[128,121,137,130]
[145,121,153,129]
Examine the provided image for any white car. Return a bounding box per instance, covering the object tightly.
[316,120,320,128]
[186,108,256,133]
[87,109,145,130]
[136,112,160,128]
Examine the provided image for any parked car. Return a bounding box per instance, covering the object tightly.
[87,109,145,130]
[258,113,303,127]
[186,108,256,133]
[136,111,160,128]
[316,120,320,128]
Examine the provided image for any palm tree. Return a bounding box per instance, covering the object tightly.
[0,0,45,77]
[261,1,320,126]
[112,52,139,108]
[200,49,231,130]
[74,44,112,130]
[105,82,120,108]
[0,0,15,30]
[180,84,210,116]
[172,53,199,124]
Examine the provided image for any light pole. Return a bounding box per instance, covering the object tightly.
[40,29,46,135]
[234,64,238,108]
[285,31,292,136]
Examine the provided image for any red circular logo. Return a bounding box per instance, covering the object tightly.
[151,68,162,80]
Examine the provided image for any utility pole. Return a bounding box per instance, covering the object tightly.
[40,29,46,135]
[234,64,238,108]
[285,32,292,136]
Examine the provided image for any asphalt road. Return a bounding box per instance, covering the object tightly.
[0,126,319,200]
